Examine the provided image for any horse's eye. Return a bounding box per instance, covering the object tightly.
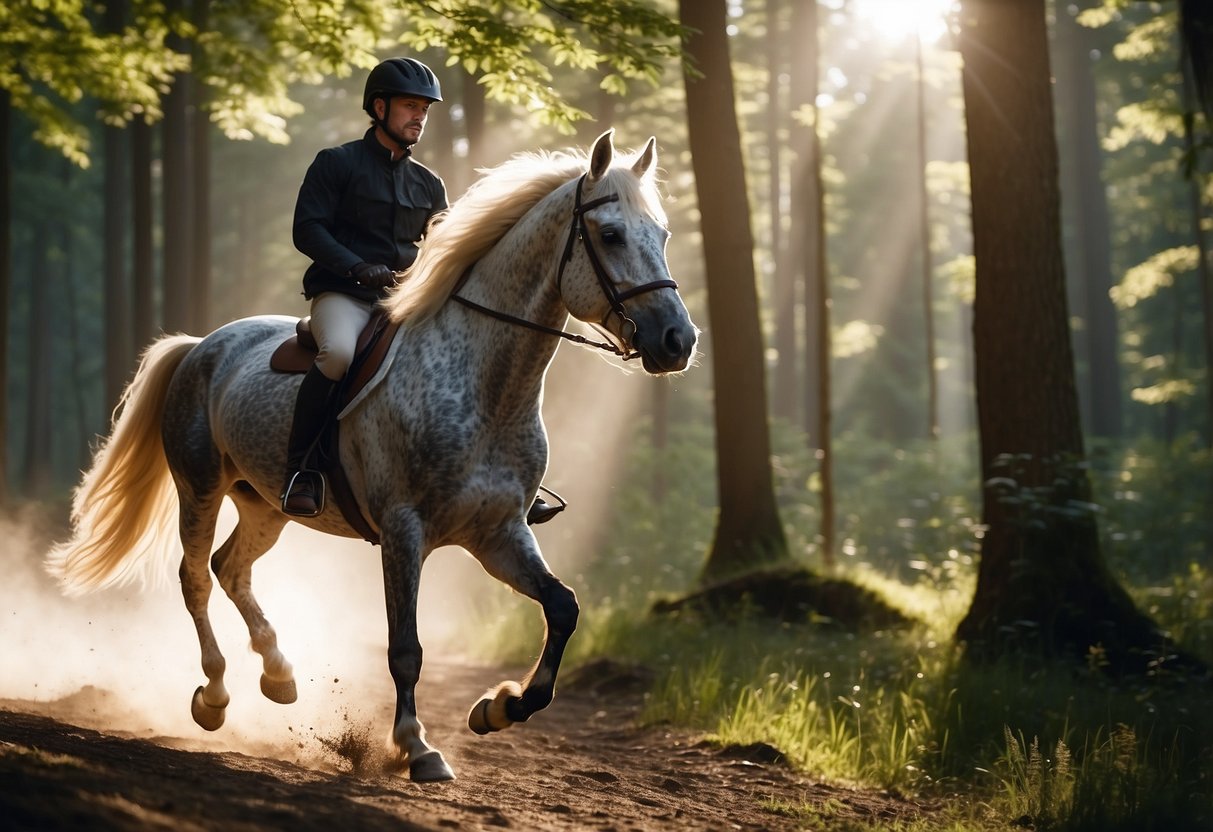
[601,227,625,246]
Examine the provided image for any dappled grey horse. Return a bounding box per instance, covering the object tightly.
[47,130,698,781]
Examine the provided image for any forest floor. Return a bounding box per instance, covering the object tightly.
[0,659,939,831]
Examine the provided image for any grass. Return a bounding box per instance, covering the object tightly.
[461,561,1212,831]
[458,432,1213,830]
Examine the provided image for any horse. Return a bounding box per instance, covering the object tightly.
[45,130,698,782]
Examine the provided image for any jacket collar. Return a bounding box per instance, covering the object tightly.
[363,127,413,162]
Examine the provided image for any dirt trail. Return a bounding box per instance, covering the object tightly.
[0,660,930,831]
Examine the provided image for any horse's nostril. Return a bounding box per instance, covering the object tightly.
[663,327,683,357]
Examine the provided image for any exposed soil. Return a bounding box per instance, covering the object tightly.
[0,659,934,831]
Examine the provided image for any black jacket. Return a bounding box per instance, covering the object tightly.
[293,128,448,302]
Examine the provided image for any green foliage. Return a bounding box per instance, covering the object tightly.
[372,1,684,134]
[4,0,685,161]
[0,0,186,165]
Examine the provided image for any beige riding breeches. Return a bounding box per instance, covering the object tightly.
[309,292,375,381]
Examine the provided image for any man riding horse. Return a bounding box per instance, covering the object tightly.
[283,57,562,525]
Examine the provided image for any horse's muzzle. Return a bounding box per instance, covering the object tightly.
[637,318,698,374]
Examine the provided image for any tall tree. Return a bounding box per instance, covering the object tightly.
[1055,2,1123,439]
[0,89,9,504]
[767,0,797,423]
[915,35,940,442]
[131,118,156,347]
[956,0,1175,669]
[680,0,788,582]
[792,0,835,564]
[102,0,133,409]
[161,0,193,335]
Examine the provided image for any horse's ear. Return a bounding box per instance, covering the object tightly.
[588,129,615,183]
[632,136,657,178]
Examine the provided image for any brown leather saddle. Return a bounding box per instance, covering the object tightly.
[270,308,400,544]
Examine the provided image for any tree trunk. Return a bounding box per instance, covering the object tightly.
[0,89,10,504]
[1054,3,1123,440]
[680,0,788,583]
[23,225,52,498]
[916,36,939,442]
[162,0,193,335]
[768,0,797,424]
[790,0,835,565]
[189,0,211,334]
[132,118,156,347]
[956,0,1175,671]
[462,70,487,188]
[792,0,823,448]
[103,0,133,412]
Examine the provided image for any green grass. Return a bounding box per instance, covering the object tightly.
[461,567,1212,831]
[458,432,1213,831]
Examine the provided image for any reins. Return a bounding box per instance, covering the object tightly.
[452,172,678,361]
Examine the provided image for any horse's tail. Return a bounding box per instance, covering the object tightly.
[46,335,201,595]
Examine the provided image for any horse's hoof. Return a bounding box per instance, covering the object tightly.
[409,750,456,782]
[191,686,226,731]
[468,681,523,735]
[260,674,297,704]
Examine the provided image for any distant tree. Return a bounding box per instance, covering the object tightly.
[1054,3,1123,440]
[680,0,788,582]
[0,89,9,504]
[956,0,1179,670]
[791,0,835,565]
[767,0,797,424]
[102,0,134,409]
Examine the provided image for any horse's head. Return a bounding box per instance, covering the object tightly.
[557,130,698,374]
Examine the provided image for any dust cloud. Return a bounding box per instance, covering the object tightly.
[0,505,501,758]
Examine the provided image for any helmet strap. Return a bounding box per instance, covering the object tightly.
[375,97,414,154]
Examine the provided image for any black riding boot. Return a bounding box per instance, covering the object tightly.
[281,365,338,516]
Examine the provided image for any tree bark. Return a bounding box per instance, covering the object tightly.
[915,36,939,441]
[189,0,211,334]
[1054,3,1123,439]
[23,224,52,498]
[0,89,10,504]
[131,118,156,347]
[162,0,193,334]
[103,0,133,410]
[790,0,835,565]
[680,0,788,582]
[956,0,1175,670]
[767,0,797,424]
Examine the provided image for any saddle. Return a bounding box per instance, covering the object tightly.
[270,308,400,545]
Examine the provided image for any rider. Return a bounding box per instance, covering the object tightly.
[282,57,447,517]
[282,56,563,526]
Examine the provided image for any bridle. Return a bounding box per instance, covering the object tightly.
[453,173,678,361]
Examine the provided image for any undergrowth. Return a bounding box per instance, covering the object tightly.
[459,431,1213,831]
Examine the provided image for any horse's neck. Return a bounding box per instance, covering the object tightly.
[453,194,571,385]
[411,190,571,419]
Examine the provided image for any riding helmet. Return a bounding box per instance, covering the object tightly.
[363,58,443,113]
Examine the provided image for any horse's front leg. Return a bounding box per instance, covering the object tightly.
[467,525,579,735]
[380,507,455,782]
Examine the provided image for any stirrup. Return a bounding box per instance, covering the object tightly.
[527,485,567,526]
[281,470,326,517]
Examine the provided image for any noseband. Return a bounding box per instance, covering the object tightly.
[454,173,678,360]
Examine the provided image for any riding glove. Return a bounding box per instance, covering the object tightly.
[350,262,396,289]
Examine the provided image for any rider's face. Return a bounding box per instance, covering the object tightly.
[376,95,431,145]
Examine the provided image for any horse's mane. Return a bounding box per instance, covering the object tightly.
[384,145,667,325]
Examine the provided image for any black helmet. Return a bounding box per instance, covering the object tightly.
[363,58,442,113]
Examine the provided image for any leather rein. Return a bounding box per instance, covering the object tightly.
[453,173,678,361]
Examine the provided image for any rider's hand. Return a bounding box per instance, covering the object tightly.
[350,262,397,290]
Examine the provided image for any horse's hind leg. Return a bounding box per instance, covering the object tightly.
[467,527,579,735]
[210,484,294,704]
[177,484,230,731]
